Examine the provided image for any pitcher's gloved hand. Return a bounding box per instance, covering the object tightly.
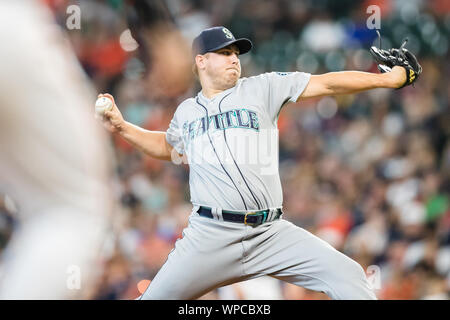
[370,35,422,89]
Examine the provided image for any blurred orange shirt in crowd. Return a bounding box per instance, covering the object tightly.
[85,40,129,77]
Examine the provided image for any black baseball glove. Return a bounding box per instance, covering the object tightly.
[369,31,422,88]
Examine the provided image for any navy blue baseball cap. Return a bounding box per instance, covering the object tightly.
[192,26,252,56]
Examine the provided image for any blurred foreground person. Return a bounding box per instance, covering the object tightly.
[0,0,114,299]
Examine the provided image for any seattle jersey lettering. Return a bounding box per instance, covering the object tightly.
[182,108,259,143]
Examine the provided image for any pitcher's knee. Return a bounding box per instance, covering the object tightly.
[325,253,376,300]
[344,257,367,280]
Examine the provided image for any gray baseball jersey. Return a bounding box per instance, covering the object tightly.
[166,71,310,211]
[141,71,377,300]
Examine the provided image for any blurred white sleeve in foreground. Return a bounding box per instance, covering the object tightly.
[0,0,115,299]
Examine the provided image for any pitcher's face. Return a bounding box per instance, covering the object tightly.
[201,44,241,89]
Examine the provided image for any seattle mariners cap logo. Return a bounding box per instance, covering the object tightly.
[222,28,233,39]
[192,26,253,56]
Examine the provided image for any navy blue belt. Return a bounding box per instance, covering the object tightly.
[197,206,282,226]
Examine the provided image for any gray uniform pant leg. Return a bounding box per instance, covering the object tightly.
[242,219,377,300]
[141,214,376,300]
[140,213,250,300]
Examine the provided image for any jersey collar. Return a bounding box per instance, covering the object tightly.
[197,81,239,104]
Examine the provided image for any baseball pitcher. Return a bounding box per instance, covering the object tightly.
[99,26,421,300]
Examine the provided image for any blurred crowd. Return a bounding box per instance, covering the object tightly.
[1,0,449,300]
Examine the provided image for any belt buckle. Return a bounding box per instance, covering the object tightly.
[244,212,256,225]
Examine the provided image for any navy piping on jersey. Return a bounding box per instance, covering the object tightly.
[218,93,263,210]
[196,97,248,210]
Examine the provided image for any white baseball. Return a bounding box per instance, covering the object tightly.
[95,97,113,115]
